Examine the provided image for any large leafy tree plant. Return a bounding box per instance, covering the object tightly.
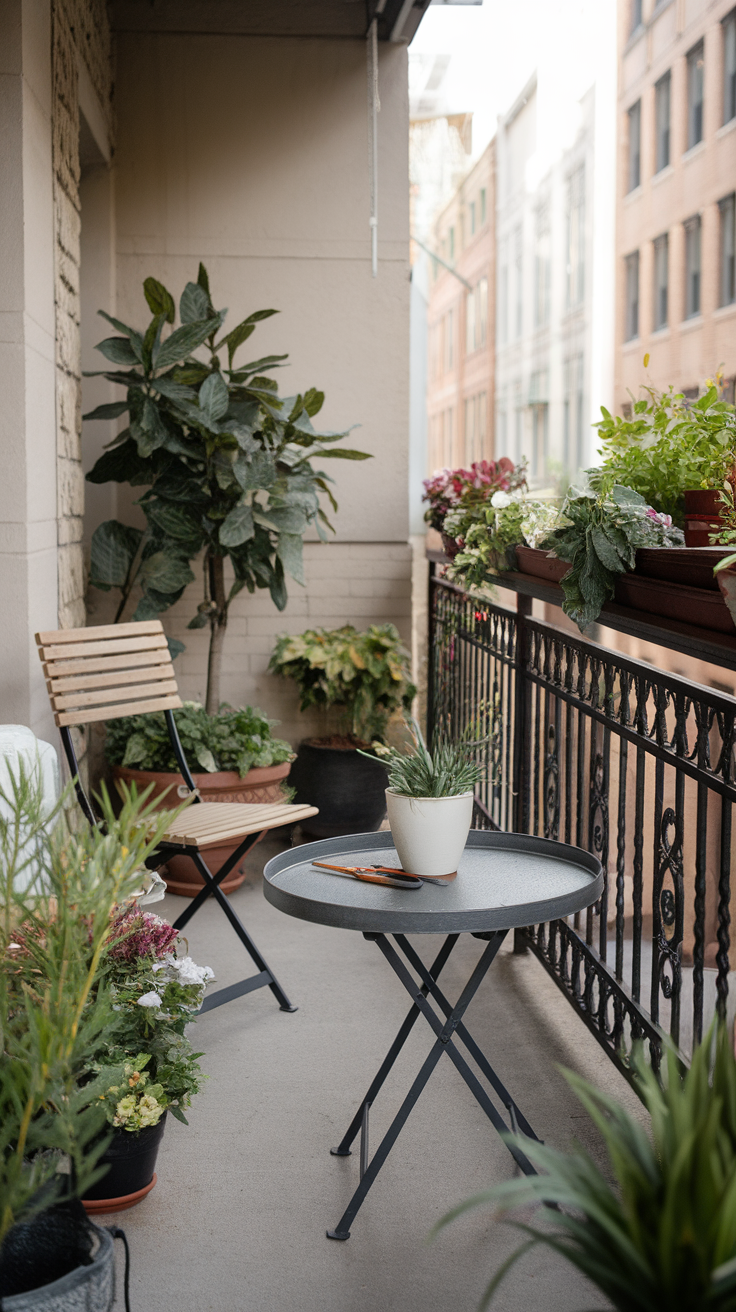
[85,265,369,712]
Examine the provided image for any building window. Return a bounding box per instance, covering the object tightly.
[478,277,488,346]
[513,225,523,338]
[655,73,671,173]
[720,194,736,306]
[463,393,487,465]
[449,226,455,262]
[687,41,705,149]
[653,233,669,330]
[530,405,549,481]
[496,406,507,453]
[444,309,454,371]
[480,188,487,225]
[625,251,639,340]
[498,237,508,345]
[466,289,476,354]
[724,10,736,124]
[684,216,702,317]
[630,0,642,34]
[566,166,586,308]
[469,201,476,236]
[563,354,585,472]
[534,202,551,328]
[442,408,454,466]
[627,101,641,191]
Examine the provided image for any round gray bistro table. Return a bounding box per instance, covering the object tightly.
[263,828,602,1240]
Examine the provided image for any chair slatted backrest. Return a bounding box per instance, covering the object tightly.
[35,621,183,727]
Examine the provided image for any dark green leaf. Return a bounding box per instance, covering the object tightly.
[153,318,220,372]
[187,612,209,629]
[82,400,130,422]
[198,372,229,426]
[219,502,255,549]
[167,637,185,660]
[277,532,304,585]
[137,551,195,593]
[95,336,141,366]
[269,557,288,611]
[89,520,143,589]
[179,282,211,325]
[142,314,165,368]
[317,448,372,460]
[86,439,151,485]
[144,501,203,546]
[149,376,197,406]
[219,319,255,369]
[303,388,324,417]
[197,263,210,295]
[143,278,176,324]
[98,312,144,361]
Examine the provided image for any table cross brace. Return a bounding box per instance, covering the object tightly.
[327,931,540,1240]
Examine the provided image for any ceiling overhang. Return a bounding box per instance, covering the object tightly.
[109,1,434,43]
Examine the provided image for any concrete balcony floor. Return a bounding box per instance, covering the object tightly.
[108,833,645,1312]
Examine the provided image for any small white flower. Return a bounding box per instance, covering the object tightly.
[137,991,163,1008]
[168,955,214,985]
[491,490,511,509]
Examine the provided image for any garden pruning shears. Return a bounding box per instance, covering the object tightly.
[311,861,424,889]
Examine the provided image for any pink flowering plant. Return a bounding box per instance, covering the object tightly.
[88,908,213,1129]
[422,459,527,533]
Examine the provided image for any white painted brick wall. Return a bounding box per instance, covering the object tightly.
[87,541,413,747]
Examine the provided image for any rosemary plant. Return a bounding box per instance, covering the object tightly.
[371,722,483,799]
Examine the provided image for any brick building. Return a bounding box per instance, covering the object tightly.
[616,0,736,405]
[425,140,495,472]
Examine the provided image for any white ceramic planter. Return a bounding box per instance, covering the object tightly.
[385,789,474,878]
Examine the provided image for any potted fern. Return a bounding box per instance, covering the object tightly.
[372,723,483,879]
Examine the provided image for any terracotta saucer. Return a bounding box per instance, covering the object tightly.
[82,1173,157,1215]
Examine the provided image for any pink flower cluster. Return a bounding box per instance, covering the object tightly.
[108,909,179,963]
[422,459,526,531]
[645,506,673,528]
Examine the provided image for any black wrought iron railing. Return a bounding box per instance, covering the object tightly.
[427,571,736,1076]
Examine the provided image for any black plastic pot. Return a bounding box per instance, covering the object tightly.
[289,741,389,838]
[83,1114,167,1203]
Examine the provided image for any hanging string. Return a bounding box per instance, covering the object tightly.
[367,18,380,277]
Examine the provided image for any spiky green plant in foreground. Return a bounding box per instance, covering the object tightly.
[369,720,484,798]
[0,770,178,1244]
[435,1024,736,1311]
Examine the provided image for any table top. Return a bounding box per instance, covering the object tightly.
[263,830,603,935]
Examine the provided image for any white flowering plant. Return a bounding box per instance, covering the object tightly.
[446,495,564,591]
[87,916,214,1129]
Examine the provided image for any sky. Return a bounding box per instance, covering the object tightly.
[409,0,613,164]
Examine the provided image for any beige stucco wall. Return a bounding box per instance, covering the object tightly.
[82,32,412,743]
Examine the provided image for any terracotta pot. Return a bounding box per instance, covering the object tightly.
[633,546,730,591]
[112,760,292,895]
[614,572,735,633]
[683,488,725,547]
[514,544,570,584]
[441,531,461,559]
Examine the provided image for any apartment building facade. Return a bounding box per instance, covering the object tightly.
[616,0,736,405]
[425,140,495,472]
[493,69,616,486]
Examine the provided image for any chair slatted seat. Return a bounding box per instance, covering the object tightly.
[36,620,319,1015]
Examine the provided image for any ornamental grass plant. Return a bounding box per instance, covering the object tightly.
[371,720,484,798]
[436,1023,736,1312]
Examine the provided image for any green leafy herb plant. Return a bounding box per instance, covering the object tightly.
[104,701,292,777]
[269,625,415,744]
[85,264,370,711]
[592,381,736,527]
[446,495,563,591]
[435,1023,736,1312]
[540,484,684,632]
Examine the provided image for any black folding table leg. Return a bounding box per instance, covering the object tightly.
[327,930,539,1239]
[330,934,459,1158]
[169,833,297,1014]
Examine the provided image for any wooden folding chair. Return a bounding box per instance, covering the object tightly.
[35,620,318,1015]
